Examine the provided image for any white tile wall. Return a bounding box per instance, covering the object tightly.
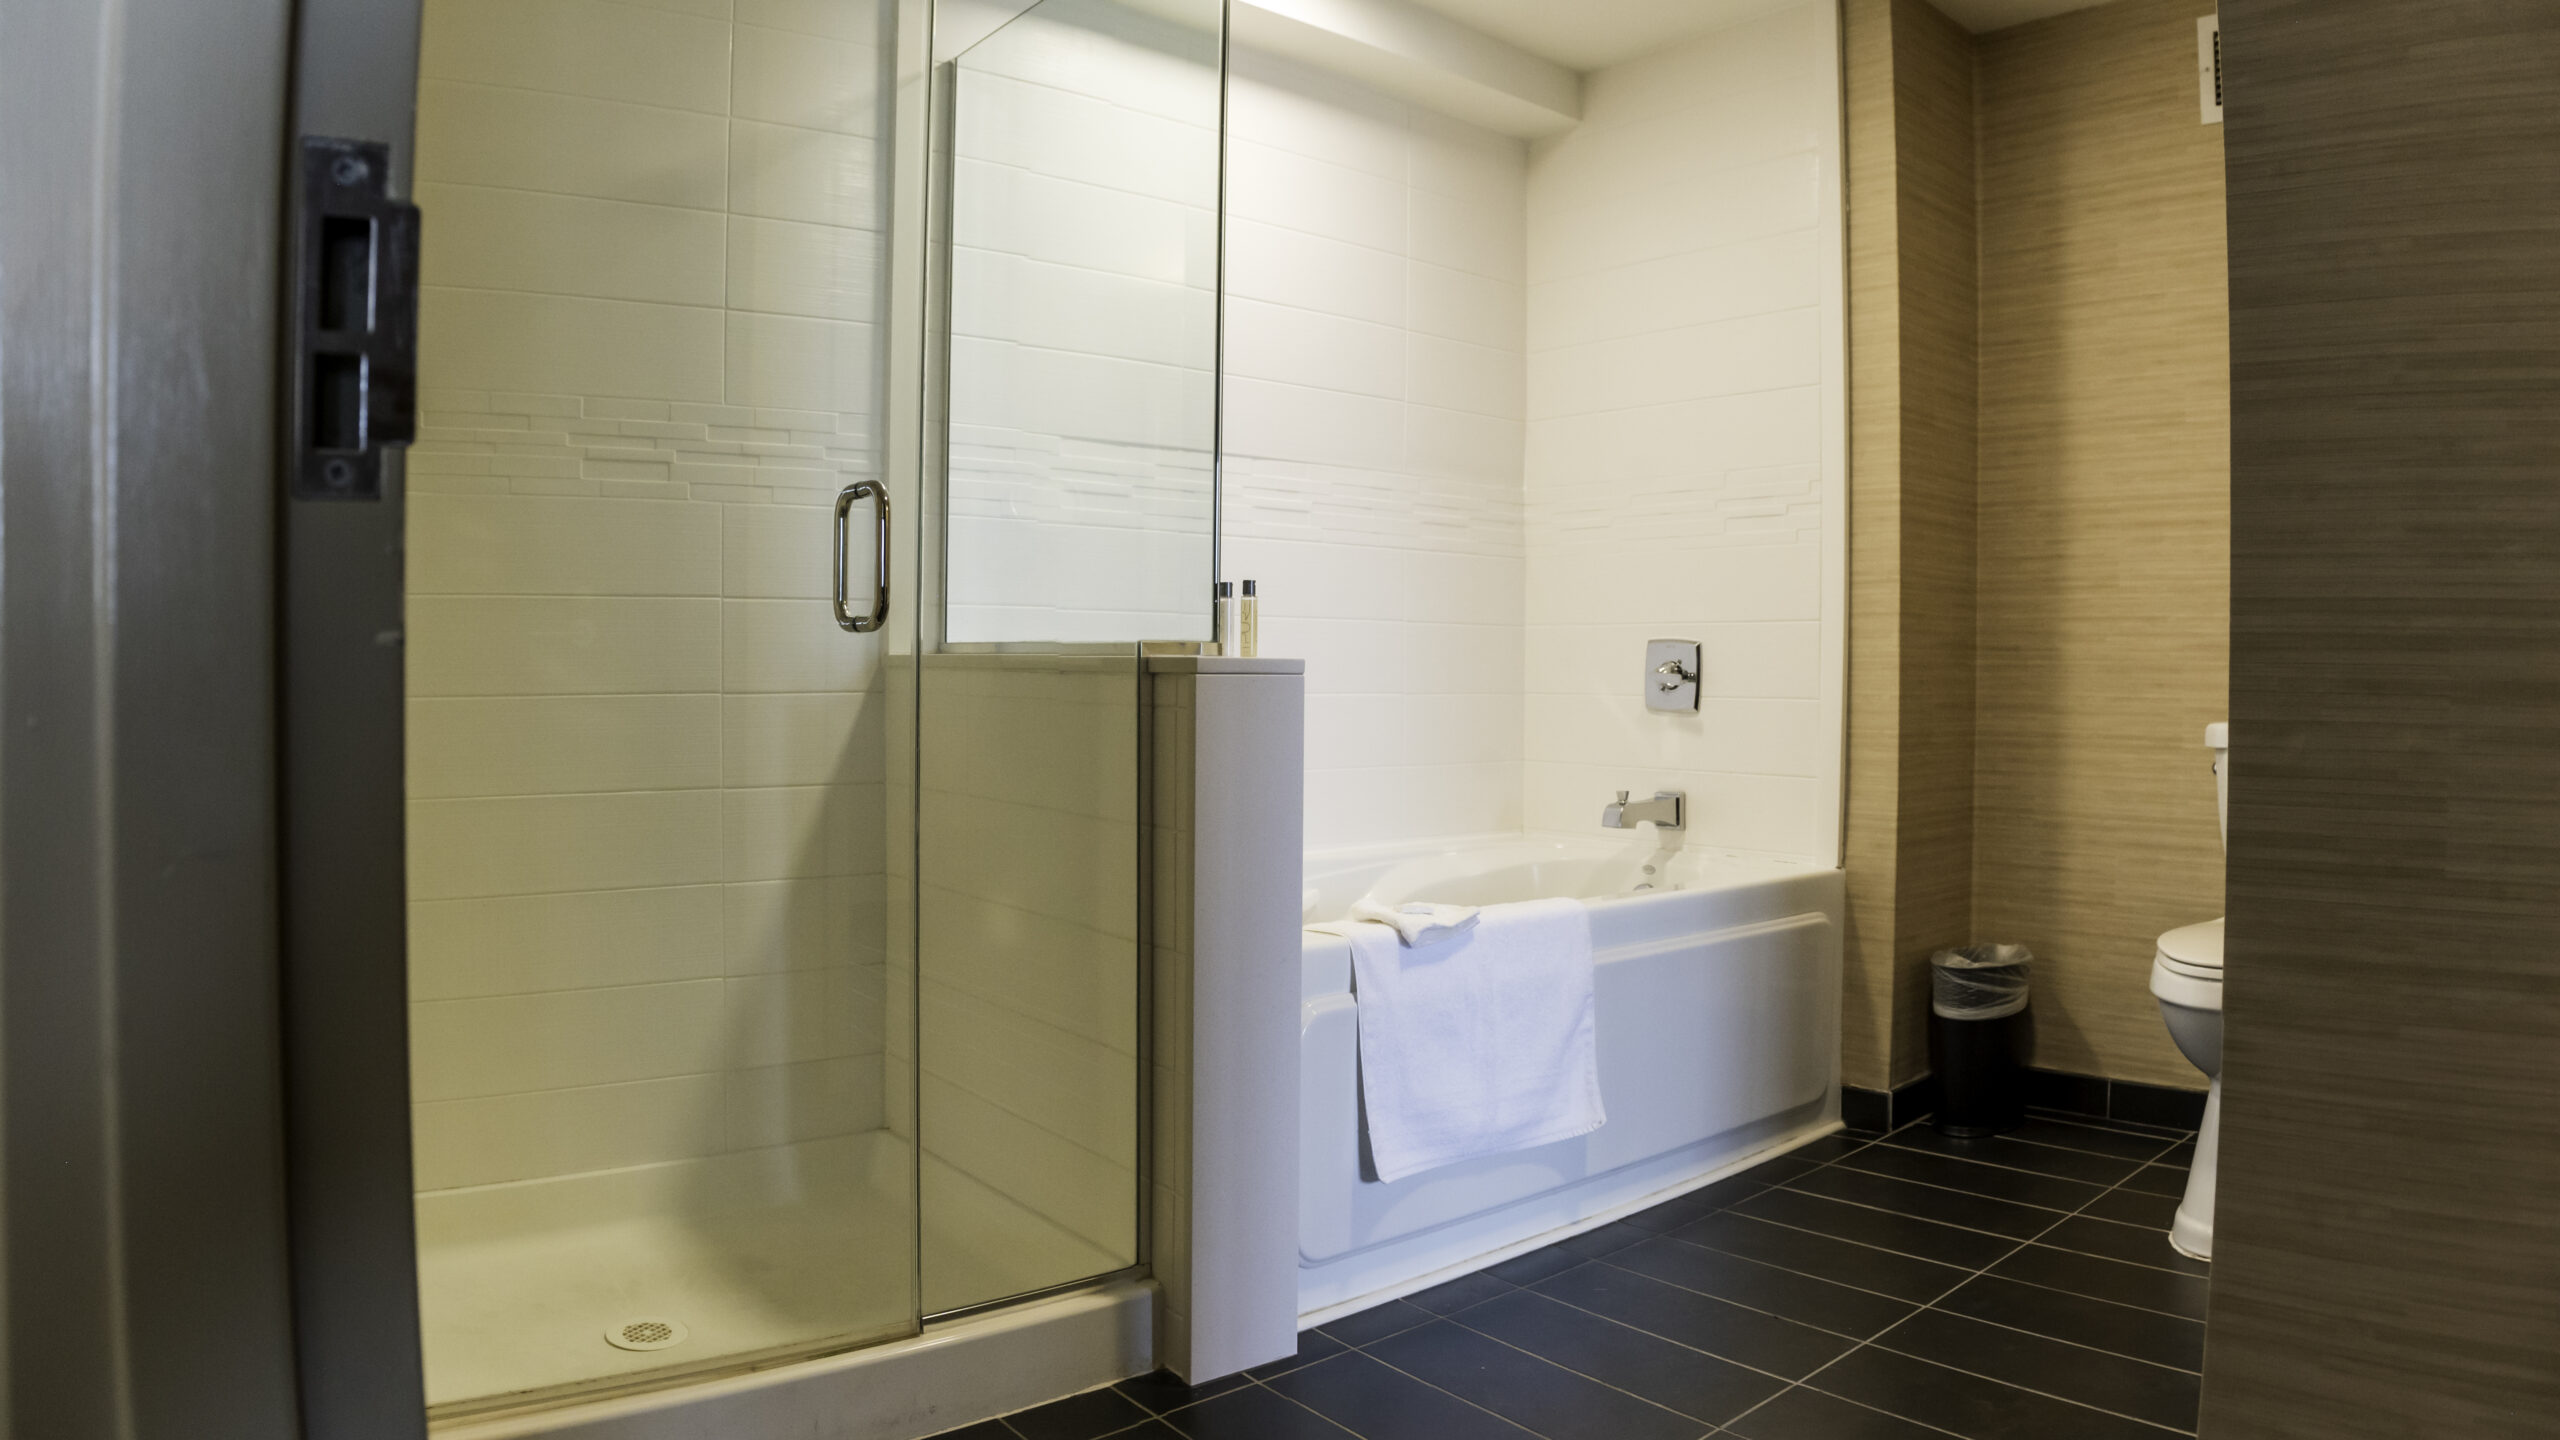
[1518,1,1846,862]
[1220,48,1531,850]
[406,0,897,1197]
[1227,2,1844,863]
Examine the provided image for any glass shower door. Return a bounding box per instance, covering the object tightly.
[399,0,919,1414]
[387,0,1223,1406]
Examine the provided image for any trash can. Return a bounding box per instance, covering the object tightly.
[1930,944,2033,1137]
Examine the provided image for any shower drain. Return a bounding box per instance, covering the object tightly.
[604,1316,691,1352]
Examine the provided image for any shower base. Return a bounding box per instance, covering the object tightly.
[417,1132,1122,1416]
[417,1134,916,1413]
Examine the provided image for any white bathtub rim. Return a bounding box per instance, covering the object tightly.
[1303,830,1834,924]
[1303,828,1828,871]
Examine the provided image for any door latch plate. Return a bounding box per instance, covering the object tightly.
[289,137,421,500]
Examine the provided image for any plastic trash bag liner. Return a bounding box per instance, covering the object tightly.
[1931,943,2033,1021]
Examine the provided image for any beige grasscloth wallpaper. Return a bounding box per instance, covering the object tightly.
[1843,0,1978,1092]
[1846,0,2229,1091]
[1971,0,2230,1089]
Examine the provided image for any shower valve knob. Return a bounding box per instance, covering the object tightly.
[1644,639,1703,712]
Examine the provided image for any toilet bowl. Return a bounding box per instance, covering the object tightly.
[2151,918,2222,1259]
[2149,721,2228,1261]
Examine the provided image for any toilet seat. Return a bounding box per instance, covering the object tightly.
[2150,917,2224,1011]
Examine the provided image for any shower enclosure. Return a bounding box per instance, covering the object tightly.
[291,0,1224,1419]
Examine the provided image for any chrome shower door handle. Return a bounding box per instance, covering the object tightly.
[834,480,890,633]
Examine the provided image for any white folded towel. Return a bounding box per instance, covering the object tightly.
[1347,896,1605,1184]
[1349,897,1481,947]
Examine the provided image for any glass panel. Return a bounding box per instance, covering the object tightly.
[939,0,1224,645]
[913,0,1223,1314]
[400,0,918,1414]
[917,648,1142,1313]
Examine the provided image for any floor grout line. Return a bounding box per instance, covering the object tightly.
[2028,1240,2217,1279]
[1434,1305,1740,1430]
[1039,1122,2204,1440]
[1302,1132,1901,1440]
[1712,1194,2058,1263]
[1653,1220,2210,1326]
[1494,1268,1834,1383]
[950,1121,2202,1440]
[1771,1153,2088,1209]
[1114,1373,1359,1440]
[1866,1303,2205,1375]
[1623,1138,2069,1310]
[1237,1374,1361,1438]
[1743,1178,2212,1279]
[1942,1266,2212,1325]
[1812,1161,2106,1210]
[1807,1145,2185,1214]
[1863,1121,2202,1427]
[1884,1119,2192,1159]
[2025,1110,2200,1142]
[1626,1225,1973,1309]
[1847,1331,2198,1436]
[1863,1129,2187,1186]
[1470,1134,1954,1433]
[1710,1115,2206,1439]
[1717,1373,1976,1440]
[2025,1108,2200,1141]
[1317,1342,1552,1439]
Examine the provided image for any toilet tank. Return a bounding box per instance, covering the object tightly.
[2206,722,2229,853]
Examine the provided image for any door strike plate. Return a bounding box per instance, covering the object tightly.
[289,137,421,501]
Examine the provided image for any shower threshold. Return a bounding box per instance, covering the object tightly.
[433,1274,1153,1440]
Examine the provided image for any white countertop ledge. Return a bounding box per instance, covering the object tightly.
[1144,656,1306,675]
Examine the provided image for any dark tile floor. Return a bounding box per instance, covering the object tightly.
[930,1109,2206,1440]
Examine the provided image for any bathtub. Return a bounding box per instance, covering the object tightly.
[1297,834,1843,1319]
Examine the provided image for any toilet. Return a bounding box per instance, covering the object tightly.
[2149,721,2228,1260]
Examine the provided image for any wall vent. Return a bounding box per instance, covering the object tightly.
[2198,15,2223,125]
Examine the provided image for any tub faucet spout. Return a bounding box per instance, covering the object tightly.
[1602,790,1684,829]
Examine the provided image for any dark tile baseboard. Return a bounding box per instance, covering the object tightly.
[2030,1068,2209,1130]
[1841,1075,1939,1133]
[1847,1069,2205,1134]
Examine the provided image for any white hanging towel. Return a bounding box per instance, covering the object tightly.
[1347,896,1605,1184]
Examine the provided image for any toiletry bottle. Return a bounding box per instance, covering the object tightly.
[1238,579,1259,658]
[1213,581,1234,654]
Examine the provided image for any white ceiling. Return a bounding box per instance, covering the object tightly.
[1398,0,1797,71]
[1404,0,2118,71]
